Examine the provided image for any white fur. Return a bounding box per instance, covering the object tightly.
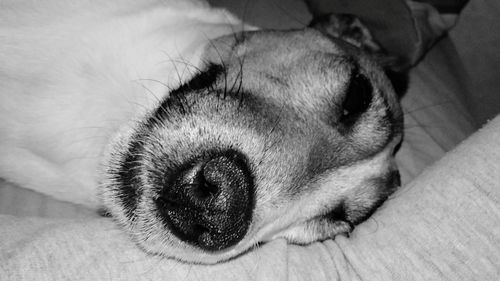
[0,0,403,264]
[266,142,397,243]
[0,0,246,206]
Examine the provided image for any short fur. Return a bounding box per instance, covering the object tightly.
[0,0,403,264]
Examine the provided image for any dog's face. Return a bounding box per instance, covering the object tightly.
[100,28,403,264]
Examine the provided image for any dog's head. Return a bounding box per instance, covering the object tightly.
[100,28,403,264]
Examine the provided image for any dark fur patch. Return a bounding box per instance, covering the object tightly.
[115,139,144,219]
[147,63,224,128]
[174,63,224,93]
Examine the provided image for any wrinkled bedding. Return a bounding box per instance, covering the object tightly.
[1,0,499,280]
[2,114,499,281]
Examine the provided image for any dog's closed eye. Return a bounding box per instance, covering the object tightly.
[340,69,373,127]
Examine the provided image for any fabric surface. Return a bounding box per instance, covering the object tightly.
[1,0,498,280]
[1,114,499,280]
[449,0,500,124]
[304,0,466,69]
[329,113,500,280]
[396,35,476,183]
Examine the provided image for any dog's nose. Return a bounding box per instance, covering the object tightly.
[158,150,254,251]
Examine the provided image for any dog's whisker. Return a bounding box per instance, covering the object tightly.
[233,37,247,109]
[204,34,229,100]
[135,81,163,105]
[160,50,190,89]
[124,99,168,126]
[158,56,204,75]
[256,102,286,169]
[134,78,172,91]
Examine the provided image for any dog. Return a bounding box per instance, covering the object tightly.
[0,0,404,264]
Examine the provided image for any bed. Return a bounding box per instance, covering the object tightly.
[1,0,499,280]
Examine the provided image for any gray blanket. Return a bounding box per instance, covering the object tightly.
[2,114,499,280]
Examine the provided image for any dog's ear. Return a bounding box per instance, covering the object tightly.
[309,13,409,98]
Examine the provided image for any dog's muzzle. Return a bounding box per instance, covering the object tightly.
[156,150,254,251]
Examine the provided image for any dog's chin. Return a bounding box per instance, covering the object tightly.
[124,214,257,264]
[166,220,353,264]
[133,178,398,265]
[145,243,253,265]
[127,213,349,265]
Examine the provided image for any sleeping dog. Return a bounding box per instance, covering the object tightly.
[0,0,403,264]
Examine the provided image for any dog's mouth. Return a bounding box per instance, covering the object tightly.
[322,203,355,230]
[265,167,401,245]
[338,169,401,227]
[323,171,400,229]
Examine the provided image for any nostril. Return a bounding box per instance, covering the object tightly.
[201,179,218,197]
[189,168,219,200]
[157,149,254,251]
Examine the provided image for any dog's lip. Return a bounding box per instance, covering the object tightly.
[321,202,348,222]
[316,208,355,235]
[320,212,355,230]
